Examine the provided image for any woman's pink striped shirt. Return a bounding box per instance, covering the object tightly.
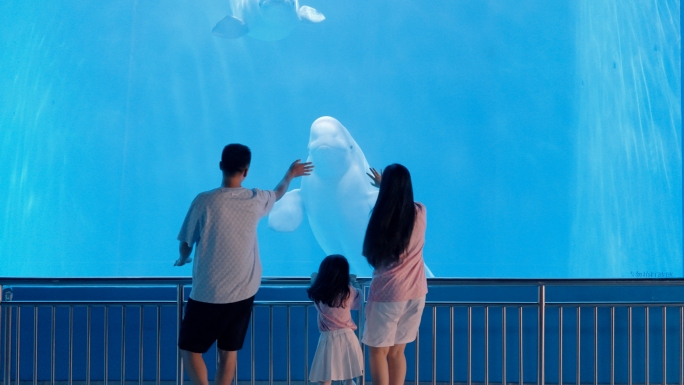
[368,203,428,302]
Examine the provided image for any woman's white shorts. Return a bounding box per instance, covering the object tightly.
[361,296,426,347]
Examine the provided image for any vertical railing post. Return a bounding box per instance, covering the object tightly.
[250,308,255,385]
[0,289,3,385]
[138,307,144,385]
[519,307,523,385]
[7,305,12,385]
[538,285,545,385]
[468,306,472,385]
[576,307,580,385]
[662,307,666,385]
[304,306,309,385]
[156,306,161,385]
[559,307,563,385]
[432,306,437,385]
[485,306,489,385]
[593,307,598,385]
[679,307,683,385]
[269,306,273,385]
[0,285,5,385]
[176,285,184,385]
[121,307,126,385]
[610,307,615,385]
[359,283,366,385]
[628,307,633,385]
[33,307,37,385]
[646,307,650,385]
[503,307,507,385]
[87,306,92,385]
[51,307,55,385]
[286,307,291,385]
[450,307,454,385]
[15,307,20,385]
[104,307,109,385]
[415,319,420,385]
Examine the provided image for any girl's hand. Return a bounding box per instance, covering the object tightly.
[367,167,382,188]
[350,274,362,290]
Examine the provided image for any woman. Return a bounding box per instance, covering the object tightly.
[361,164,428,385]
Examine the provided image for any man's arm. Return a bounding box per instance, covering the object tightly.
[274,159,314,201]
[174,242,193,266]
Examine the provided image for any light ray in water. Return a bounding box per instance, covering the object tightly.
[571,0,682,278]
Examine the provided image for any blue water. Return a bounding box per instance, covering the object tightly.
[0,0,681,278]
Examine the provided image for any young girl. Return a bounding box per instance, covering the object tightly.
[307,255,364,385]
[361,164,428,385]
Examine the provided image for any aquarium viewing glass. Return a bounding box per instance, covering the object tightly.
[0,0,681,278]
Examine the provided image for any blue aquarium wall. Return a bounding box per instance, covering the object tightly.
[0,0,681,278]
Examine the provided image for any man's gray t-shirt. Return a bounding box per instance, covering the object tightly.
[178,187,276,304]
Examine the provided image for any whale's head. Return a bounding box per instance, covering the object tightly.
[237,0,300,41]
[308,117,361,180]
[257,0,297,16]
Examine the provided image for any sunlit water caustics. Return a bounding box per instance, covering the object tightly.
[571,0,682,278]
[0,1,680,278]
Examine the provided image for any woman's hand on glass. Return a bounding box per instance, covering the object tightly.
[367,167,382,188]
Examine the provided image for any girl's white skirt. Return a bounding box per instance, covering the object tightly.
[309,328,364,382]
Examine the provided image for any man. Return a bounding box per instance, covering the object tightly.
[175,143,313,385]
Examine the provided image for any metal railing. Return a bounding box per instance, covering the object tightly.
[1,278,684,385]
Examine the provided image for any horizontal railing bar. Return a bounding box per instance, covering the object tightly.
[0,278,194,285]
[2,277,684,286]
[424,302,538,306]
[425,278,684,286]
[0,277,317,286]
[6,299,682,307]
[256,301,537,307]
[546,301,684,306]
[0,300,317,307]
[0,301,178,306]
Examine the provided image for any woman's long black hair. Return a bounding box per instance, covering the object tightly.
[307,254,351,308]
[362,164,416,269]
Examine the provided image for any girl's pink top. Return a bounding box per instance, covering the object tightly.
[315,285,363,332]
[368,203,428,302]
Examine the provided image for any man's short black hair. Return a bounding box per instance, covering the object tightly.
[221,144,251,175]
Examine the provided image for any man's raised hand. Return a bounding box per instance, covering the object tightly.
[288,159,314,178]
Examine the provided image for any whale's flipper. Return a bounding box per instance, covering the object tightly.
[268,189,304,232]
[212,15,249,39]
[297,6,325,23]
[424,263,434,278]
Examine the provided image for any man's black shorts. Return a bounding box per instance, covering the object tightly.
[178,296,255,353]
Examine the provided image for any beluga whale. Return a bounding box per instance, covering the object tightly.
[268,116,434,277]
[212,0,325,41]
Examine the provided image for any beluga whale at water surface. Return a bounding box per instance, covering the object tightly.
[212,0,325,41]
[268,116,434,277]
